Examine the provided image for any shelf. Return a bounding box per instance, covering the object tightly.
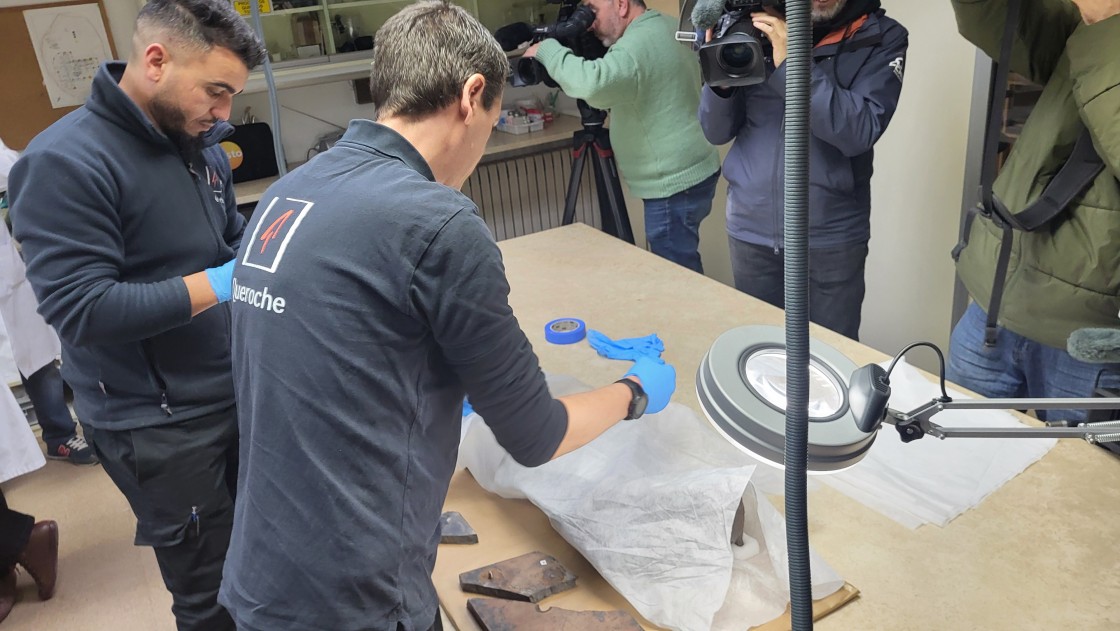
[260,5,325,16]
[327,0,407,9]
[233,115,585,205]
[482,114,583,163]
[242,56,371,94]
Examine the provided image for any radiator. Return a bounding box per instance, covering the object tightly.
[463,147,602,241]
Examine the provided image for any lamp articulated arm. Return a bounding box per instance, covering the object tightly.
[848,363,1120,444]
[883,398,1120,444]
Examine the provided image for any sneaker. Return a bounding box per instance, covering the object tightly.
[46,435,99,466]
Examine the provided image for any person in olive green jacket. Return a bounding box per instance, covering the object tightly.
[948,0,1120,421]
[522,0,722,273]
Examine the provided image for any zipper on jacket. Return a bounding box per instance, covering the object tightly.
[141,339,173,416]
[187,161,229,259]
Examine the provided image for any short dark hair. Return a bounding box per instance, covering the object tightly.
[137,0,267,70]
[370,1,506,119]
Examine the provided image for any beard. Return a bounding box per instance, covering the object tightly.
[812,0,848,23]
[149,92,209,156]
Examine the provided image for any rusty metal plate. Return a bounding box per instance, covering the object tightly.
[467,597,644,630]
[732,498,746,547]
[439,511,478,545]
[458,551,577,603]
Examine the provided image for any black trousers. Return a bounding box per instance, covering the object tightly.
[729,236,870,341]
[88,406,238,631]
[21,362,78,446]
[241,611,444,631]
[0,488,34,570]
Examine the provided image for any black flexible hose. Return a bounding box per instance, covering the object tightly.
[782,0,813,629]
[248,1,288,177]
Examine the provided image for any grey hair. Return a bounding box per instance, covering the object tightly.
[370,1,506,119]
[135,0,267,69]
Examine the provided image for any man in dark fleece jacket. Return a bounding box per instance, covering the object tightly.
[7,1,265,629]
[218,3,677,631]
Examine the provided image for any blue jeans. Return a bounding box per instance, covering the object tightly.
[728,237,869,340]
[642,171,719,273]
[947,302,1120,423]
[20,361,78,446]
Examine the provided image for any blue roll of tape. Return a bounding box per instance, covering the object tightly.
[545,318,586,345]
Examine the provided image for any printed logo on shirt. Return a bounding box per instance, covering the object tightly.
[231,277,286,314]
[889,56,905,83]
[206,165,225,206]
[241,196,314,273]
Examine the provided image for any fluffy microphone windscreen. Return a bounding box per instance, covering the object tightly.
[1067,328,1120,364]
[691,0,727,32]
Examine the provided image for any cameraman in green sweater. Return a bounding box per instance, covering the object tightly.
[523,0,721,273]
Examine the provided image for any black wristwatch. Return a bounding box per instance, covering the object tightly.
[615,378,648,421]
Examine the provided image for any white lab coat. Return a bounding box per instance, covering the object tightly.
[0,224,60,378]
[0,137,15,192]
[0,138,60,378]
[0,382,45,483]
[0,137,51,482]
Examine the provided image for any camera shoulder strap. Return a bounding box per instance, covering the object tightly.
[952,0,1106,346]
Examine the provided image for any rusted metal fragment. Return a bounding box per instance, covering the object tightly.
[732,498,746,547]
[458,551,577,602]
[467,598,644,630]
[439,511,478,544]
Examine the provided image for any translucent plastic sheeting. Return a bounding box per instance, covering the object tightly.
[458,374,844,631]
[823,359,1057,529]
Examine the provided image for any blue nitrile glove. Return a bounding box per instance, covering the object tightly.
[462,397,474,417]
[588,329,665,361]
[204,260,235,303]
[624,355,676,415]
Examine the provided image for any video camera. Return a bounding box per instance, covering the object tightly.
[695,0,786,88]
[509,0,608,88]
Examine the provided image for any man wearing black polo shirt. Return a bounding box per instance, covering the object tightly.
[219,3,677,631]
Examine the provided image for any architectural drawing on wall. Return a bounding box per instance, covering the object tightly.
[23,4,112,108]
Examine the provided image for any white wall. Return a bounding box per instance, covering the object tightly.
[861,0,976,364]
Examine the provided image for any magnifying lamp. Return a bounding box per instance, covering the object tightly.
[697,327,1120,473]
[696,326,876,472]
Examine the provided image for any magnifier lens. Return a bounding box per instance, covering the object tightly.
[743,349,845,419]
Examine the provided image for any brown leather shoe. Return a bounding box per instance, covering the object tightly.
[0,569,15,623]
[17,521,58,601]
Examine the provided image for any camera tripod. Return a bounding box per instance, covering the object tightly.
[561,100,634,243]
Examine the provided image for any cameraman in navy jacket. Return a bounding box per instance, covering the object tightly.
[699,0,907,339]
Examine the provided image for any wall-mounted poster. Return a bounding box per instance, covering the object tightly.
[23,3,113,108]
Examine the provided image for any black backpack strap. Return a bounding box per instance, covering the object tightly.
[951,202,980,261]
[976,0,1020,221]
[983,221,1015,346]
[996,128,1105,231]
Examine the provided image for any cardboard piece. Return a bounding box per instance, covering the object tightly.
[467,598,644,630]
[434,469,860,630]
